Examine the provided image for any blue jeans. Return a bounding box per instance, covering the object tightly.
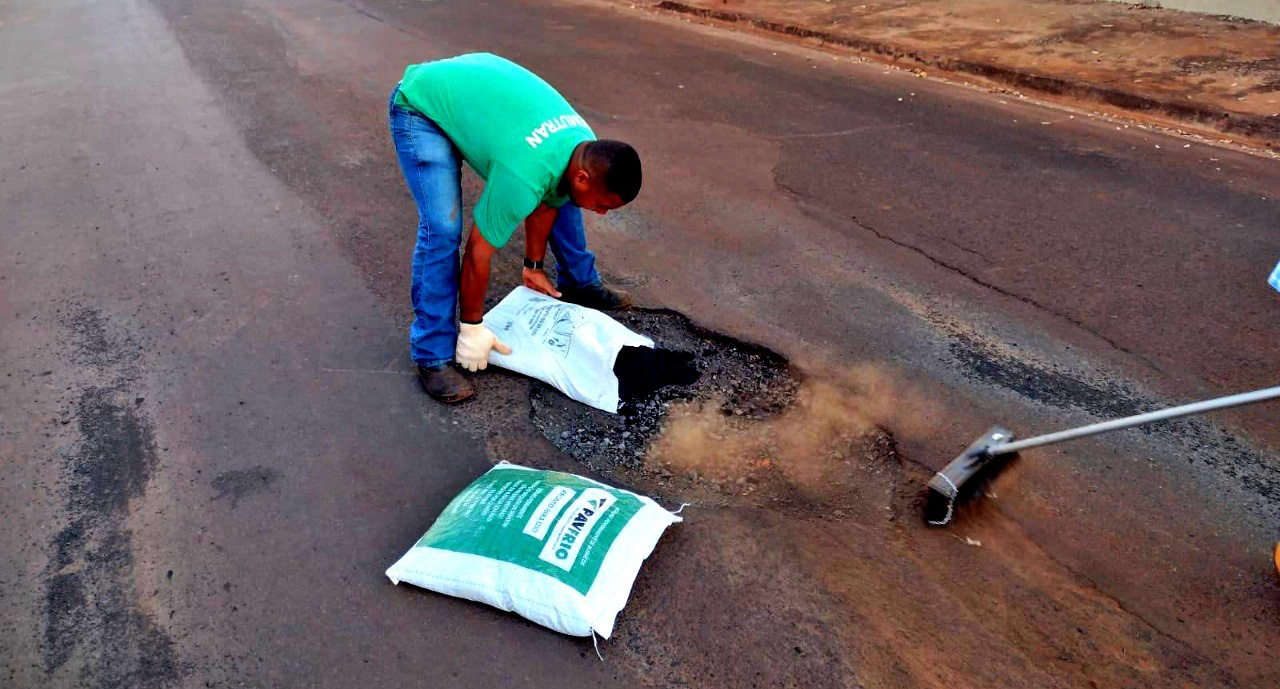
[388,86,602,367]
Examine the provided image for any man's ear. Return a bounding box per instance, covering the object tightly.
[573,168,591,188]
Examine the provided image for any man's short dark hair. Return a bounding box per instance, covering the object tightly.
[584,140,642,204]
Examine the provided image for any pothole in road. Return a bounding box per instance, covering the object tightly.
[530,308,798,470]
[528,308,918,519]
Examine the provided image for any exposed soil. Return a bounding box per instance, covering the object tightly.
[646,0,1280,148]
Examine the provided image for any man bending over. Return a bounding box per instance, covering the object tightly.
[389,53,642,403]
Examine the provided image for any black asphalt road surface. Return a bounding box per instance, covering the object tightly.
[2,0,1278,687]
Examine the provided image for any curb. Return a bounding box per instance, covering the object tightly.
[653,1,1279,148]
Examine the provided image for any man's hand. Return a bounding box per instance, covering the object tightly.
[522,267,562,298]
[456,323,513,372]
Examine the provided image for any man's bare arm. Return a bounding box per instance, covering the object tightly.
[524,203,556,263]
[459,225,498,323]
[521,203,562,297]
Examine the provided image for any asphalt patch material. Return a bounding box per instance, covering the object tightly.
[948,328,1280,513]
[523,306,922,519]
[948,329,1149,419]
[211,466,281,509]
[529,307,800,473]
[613,345,700,405]
[42,305,180,688]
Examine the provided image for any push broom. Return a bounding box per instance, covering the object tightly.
[926,385,1280,526]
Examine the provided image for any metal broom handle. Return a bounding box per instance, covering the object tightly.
[988,385,1280,456]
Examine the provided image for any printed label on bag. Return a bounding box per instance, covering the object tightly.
[413,467,644,594]
[490,295,586,359]
[539,489,617,571]
[523,486,576,540]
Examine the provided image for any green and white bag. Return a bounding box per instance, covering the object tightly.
[386,463,682,638]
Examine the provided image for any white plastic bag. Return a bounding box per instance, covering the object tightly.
[386,462,682,638]
[483,287,652,413]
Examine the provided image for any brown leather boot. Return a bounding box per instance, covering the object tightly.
[416,364,474,404]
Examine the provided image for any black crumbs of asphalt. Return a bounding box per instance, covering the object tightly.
[42,303,181,688]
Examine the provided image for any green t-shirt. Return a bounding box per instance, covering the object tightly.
[395,53,596,248]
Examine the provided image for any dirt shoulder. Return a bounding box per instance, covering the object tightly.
[643,0,1280,149]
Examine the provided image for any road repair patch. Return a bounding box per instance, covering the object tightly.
[529,307,799,472]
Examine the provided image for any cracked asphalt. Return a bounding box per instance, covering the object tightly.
[2,0,1278,687]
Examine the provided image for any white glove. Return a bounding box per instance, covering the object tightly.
[455,323,512,372]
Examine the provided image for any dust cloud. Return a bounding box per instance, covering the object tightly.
[648,364,939,491]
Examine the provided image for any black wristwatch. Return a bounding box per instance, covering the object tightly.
[522,257,544,270]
